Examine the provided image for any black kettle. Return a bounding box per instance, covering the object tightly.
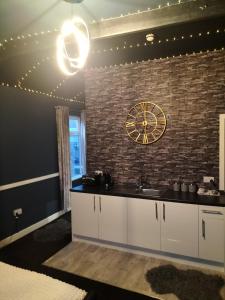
[104,172,112,186]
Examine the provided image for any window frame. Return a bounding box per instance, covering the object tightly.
[69,115,83,181]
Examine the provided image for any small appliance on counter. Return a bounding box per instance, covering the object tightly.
[94,170,113,188]
[104,172,113,190]
[197,179,220,196]
[197,188,220,196]
[81,175,95,186]
[94,170,104,185]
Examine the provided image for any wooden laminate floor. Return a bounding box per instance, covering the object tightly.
[44,241,225,300]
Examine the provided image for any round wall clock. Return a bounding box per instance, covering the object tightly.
[125,101,167,145]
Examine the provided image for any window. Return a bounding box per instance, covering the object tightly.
[69,115,86,180]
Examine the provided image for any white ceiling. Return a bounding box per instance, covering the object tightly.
[0,0,224,41]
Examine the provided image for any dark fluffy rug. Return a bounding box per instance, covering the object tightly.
[146,264,225,300]
[0,212,155,300]
[33,219,71,242]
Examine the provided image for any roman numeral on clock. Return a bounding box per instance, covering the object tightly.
[125,121,135,128]
[157,119,166,125]
[128,113,136,119]
[135,133,141,142]
[140,102,148,112]
[128,129,138,135]
[143,133,148,144]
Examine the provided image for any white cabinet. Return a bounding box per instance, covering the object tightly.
[71,192,98,238]
[99,195,127,243]
[160,202,198,257]
[71,191,225,264]
[71,192,127,244]
[199,205,224,263]
[128,199,198,257]
[127,198,160,250]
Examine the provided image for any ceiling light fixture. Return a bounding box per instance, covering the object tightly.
[56,16,90,76]
[64,0,84,3]
[146,33,155,42]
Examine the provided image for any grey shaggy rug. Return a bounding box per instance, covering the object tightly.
[146,264,225,300]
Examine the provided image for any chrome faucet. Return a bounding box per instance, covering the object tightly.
[136,176,148,190]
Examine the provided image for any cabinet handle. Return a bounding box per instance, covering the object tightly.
[99,196,101,213]
[155,202,158,220]
[163,203,165,221]
[202,219,206,239]
[94,195,96,212]
[202,210,223,215]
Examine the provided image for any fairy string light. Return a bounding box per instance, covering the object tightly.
[17,60,83,101]
[90,28,225,55]
[91,0,198,23]
[0,81,84,103]
[0,0,212,49]
[1,48,224,101]
[86,47,225,72]
[0,5,223,102]
[17,56,51,89]
[17,56,82,99]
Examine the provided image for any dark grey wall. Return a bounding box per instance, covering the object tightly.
[0,86,83,240]
[85,50,225,188]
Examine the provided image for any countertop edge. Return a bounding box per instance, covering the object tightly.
[70,185,225,207]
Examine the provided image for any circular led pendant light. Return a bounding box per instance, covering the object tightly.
[56,16,90,76]
[64,0,84,3]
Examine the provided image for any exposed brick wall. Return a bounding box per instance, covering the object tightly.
[84,51,225,188]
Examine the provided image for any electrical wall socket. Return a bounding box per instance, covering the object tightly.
[203,176,215,183]
[13,208,22,217]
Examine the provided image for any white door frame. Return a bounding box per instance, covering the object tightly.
[219,114,225,191]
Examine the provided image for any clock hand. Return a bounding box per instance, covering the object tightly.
[144,109,147,123]
[137,121,157,126]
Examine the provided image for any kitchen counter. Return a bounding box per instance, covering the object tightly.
[70,184,225,207]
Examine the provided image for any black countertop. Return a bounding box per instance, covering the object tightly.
[70,184,225,207]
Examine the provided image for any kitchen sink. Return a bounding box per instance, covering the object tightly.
[139,188,161,197]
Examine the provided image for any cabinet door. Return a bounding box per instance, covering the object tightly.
[161,202,198,257]
[71,192,98,239]
[127,198,160,250]
[98,195,127,244]
[199,205,224,263]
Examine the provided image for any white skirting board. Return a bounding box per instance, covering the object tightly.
[0,210,67,249]
[73,235,225,273]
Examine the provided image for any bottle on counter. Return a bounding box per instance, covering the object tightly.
[181,182,188,192]
[188,182,197,193]
[173,181,181,192]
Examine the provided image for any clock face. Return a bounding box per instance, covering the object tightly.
[125,101,167,145]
